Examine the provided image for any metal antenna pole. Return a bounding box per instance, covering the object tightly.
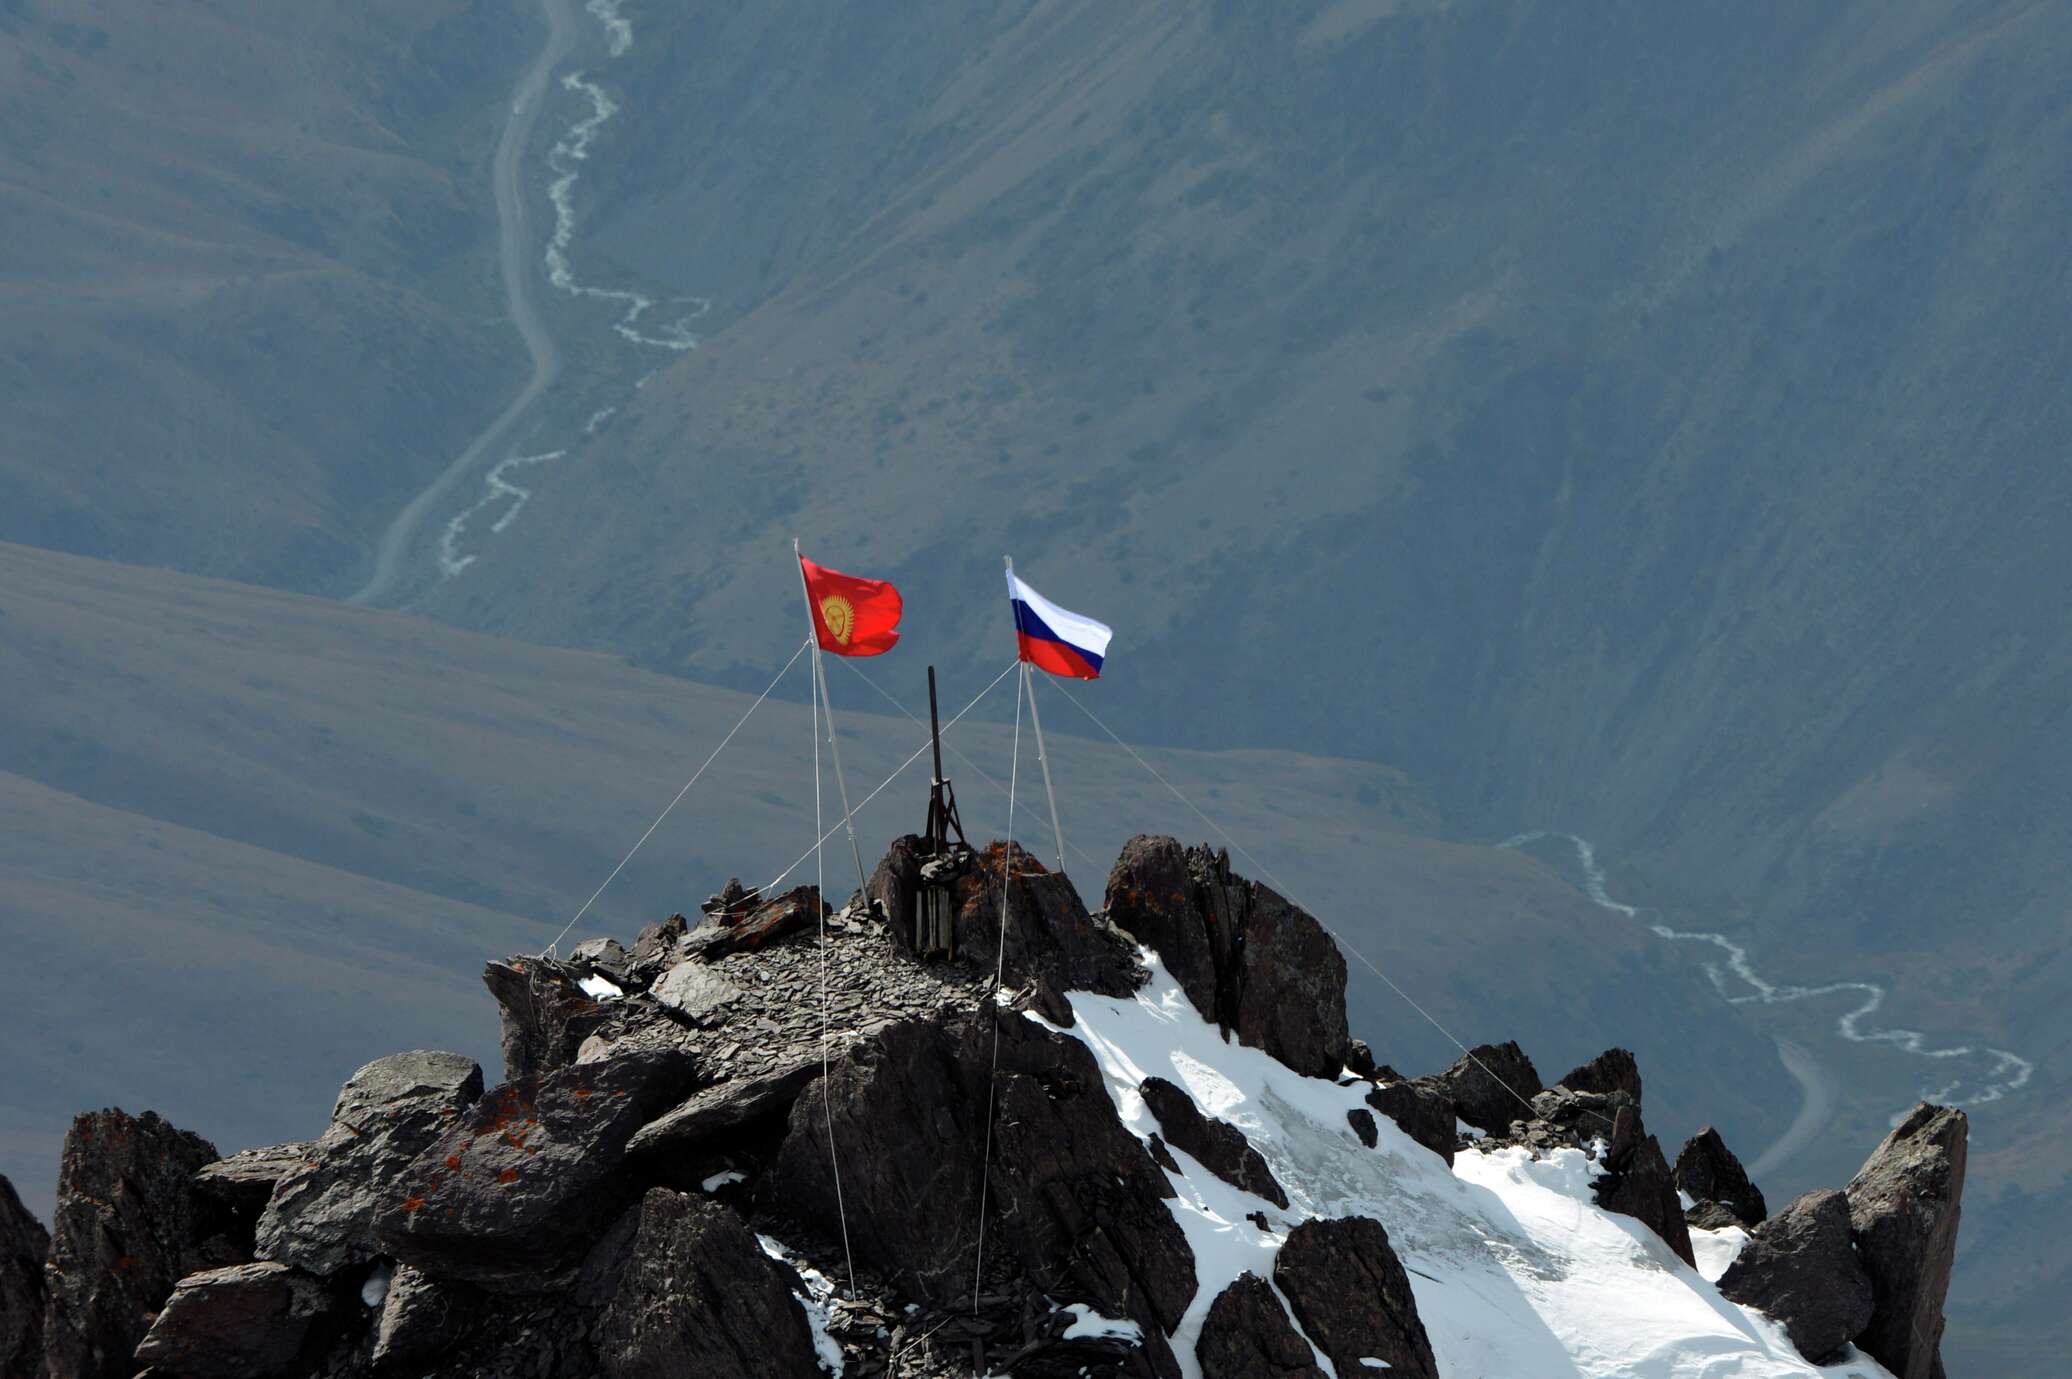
[926,665,946,853]
[795,539,871,902]
[928,667,947,795]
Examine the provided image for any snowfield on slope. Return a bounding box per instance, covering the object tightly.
[1046,953,1894,1379]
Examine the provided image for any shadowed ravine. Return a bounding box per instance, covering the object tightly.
[345,0,575,608]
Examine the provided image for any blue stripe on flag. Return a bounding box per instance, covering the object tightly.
[1012,599,1105,673]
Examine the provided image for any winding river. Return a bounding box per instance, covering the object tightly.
[1501,830,2032,1168]
[346,0,578,608]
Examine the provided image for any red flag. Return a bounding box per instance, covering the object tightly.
[799,554,903,656]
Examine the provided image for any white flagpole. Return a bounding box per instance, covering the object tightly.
[1006,556,1068,875]
[795,539,871,903]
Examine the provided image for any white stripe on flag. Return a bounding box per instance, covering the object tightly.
[1008,572,1113,657]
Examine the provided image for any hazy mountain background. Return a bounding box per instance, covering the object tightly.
[3,1,2067,1371]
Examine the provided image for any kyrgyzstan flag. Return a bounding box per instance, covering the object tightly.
[799,553,903,656]
[1007,569,1112,679]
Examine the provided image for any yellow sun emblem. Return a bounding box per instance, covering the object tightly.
[820,594,855,645]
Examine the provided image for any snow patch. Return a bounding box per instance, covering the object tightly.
[1691,1225,1752,1284]
[701,1169,747,1192]
[1053,951,1896,1379]
[360,1259,393,1308]
[1060,1303,1143,1343]
[577,972,623,1001]
[757,1234,845,1375]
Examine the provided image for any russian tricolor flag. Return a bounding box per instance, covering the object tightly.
[1007,569,1112,680]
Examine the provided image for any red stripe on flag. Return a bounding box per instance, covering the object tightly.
[1018,632,1100,680]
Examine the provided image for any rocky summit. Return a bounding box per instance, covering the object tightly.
[2,833,1968,1378]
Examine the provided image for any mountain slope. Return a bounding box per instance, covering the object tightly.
[362,8,2070,1365]
[419,0,2071,1075]
[0,0,528,590]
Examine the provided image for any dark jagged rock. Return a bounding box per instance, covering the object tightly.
[624,1056,822,1158]
[0,1174,47,1379]
[1675,1126,1767,1227]
[770,1012,1193,1377]
[1425,1041,1541,1135]
[374,1045,699,1290]
[42,1108,230,1379]
[1686,1200,1749,1232]
[1025,972,1077,1027]
[1718,1189,1873,1364]
[701,877,760,919]
[971,1023,1196,1379]
[1593,1104,1695,1267]
[570,936,632,986]
[1196,1272,1326,1379]
[1506,1084,1631,1161]
[1558,1047,1643,1102]
[1105,835,1225,1019]
[1139,1077,1288,1208]
[483,957,615,1080]
[590,1189,821,1379]
[131,1262,331,1379]
[194,1142,311,1222]
[955,843,1144,998]
[16,833,1946,1379]
[1104,838,1349,1078]
[256,1050,484,1277]
[1846,1103,1967,1379]
[1365,1081,1455,1166]
[371,1263,473,1370]
[682,884,828,960]
[1234,883,1352,1081]
[1273,1217,1438,1379]
[865,833,928,957]
[623,914,688,988]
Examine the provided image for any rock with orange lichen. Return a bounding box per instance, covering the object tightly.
[374,1045,697,1291]
[482,958,617,1081]
[953,842,1146,999]
[681,885,828,960]
[255,1051,483,1278]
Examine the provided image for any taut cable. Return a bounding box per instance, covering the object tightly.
[761,659,1020,895]
[540,639,810,955]
[1044,677,1580,1130]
